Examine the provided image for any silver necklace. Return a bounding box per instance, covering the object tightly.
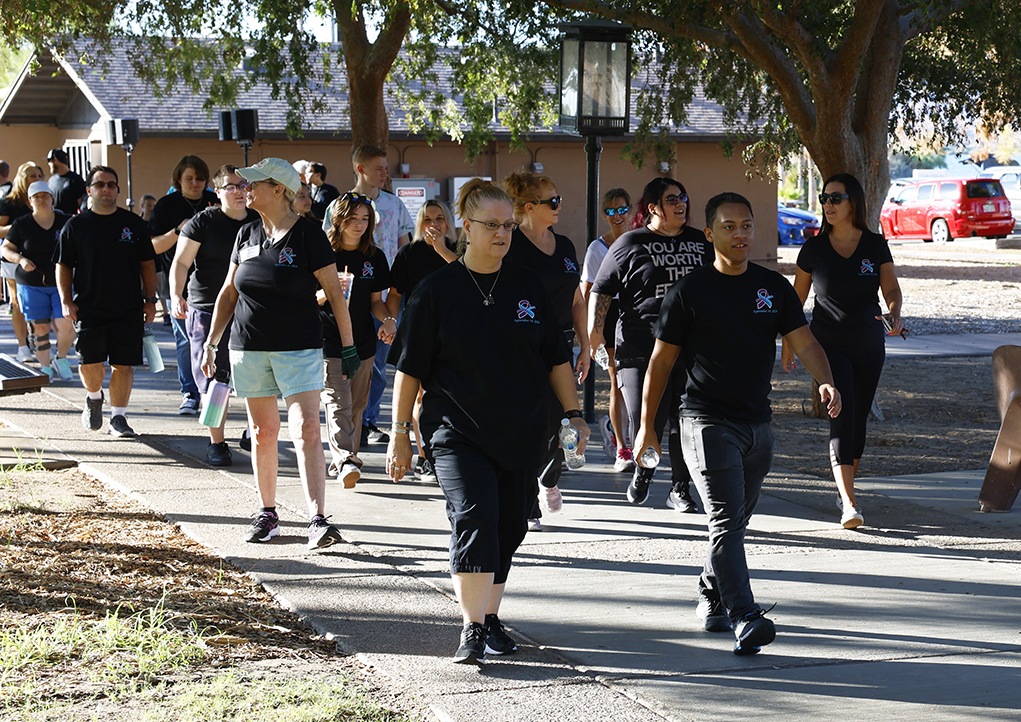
[462,259,500,306]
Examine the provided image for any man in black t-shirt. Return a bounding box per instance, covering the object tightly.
[55,166,157,438]
[307,162,340,220]
[46,149,87,214]
[633,192,841,657]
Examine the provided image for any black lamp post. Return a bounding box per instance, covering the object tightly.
[558,19,631,423]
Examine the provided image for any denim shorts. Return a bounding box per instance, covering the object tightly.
[16,284,63,323]
[229,347,324,399]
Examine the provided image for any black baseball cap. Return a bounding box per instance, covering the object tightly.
[47,148,69,163]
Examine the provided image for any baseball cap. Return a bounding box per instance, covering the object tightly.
[28,181,52,197]
[47,148,69,163]
[237,158,301,194]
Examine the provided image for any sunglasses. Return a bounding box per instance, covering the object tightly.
[467,219,519,232]
[819,192,850,205]
[662,193,688,206]
[604,206,630,217]
[533,195,563,210]
[342,192,373,206]
[89,181,118,190]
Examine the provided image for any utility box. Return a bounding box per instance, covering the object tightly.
[447,176,492,227]
[391,178,440,222]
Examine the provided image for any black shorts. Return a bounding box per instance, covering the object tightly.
[75,317,144,366]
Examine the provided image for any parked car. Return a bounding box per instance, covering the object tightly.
[880,178,1014,242]
[978,167,1021,231]
[778,202,821,245]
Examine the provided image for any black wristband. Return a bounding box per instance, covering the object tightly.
[564,409,583,420]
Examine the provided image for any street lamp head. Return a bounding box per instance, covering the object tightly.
[558,20,632,137]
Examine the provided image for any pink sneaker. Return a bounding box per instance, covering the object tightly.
[539,484,563,514]
[614,447,635,472]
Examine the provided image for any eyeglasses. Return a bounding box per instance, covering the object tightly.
[341,192,373,206]
[819,192,850,205]
[218,184,247,193]
[533,196,563,210]
[245,179,279,191]
[467,219,518,232]
[89,181,118,190]
[604,206,630,217]
[662,193,688,206]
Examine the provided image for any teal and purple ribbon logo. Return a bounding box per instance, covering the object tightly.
[565,258,578,273]
[517,300,536,319]
[756,289,773,310]
[861,259,874,274]
[362,261,374,277]
[278,247,295,265]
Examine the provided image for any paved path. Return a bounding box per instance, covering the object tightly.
[2,318,1020,721]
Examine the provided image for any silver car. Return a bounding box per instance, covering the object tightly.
[979,167,1021,231]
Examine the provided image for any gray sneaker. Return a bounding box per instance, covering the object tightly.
[108,415,136,438]
[82,393,104,431]
[307,515,343,550]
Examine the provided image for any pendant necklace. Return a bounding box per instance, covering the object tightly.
[462,258,500,306]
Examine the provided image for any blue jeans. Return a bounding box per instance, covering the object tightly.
[171,315,199,399]
[680,417,773,621]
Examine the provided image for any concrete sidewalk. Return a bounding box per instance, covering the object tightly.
[2,321,1020,721]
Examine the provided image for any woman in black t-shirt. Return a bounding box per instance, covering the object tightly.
[781,173,904,530]
[0,162,45,362]
[320,192,394,488]
[384,200,458,482]
[385,178,589,665]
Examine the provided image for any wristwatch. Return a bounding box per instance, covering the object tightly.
[144,296,159,304]
[564,409,584,420]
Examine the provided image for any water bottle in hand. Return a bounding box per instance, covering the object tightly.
[200,369,231,428]
[559,418,586,469]
[638,446,660,469]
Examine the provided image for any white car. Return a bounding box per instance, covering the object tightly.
[978,167,1021,231]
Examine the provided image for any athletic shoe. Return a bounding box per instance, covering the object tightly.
[206,441,232,467]
[339,462,360,489]
[527,518,542,532]
[667,483,698,514]
[53,357,73,381]
[733,609,776,655]
[108,415,136,438]
[239,428,252,451]
[245,510,279,543]
[627,465,654,505]
[484,614,518,655]
[178,395,200,416]
[614,447,635,472]
[599,415,616,461]
[16,346,34,363]
[453,622,488,665]
[82,393,104,431]
[539,484,563,514]
[307,515,343,549]
[696,595,733,632]
[162,314,172,327]
[415,456,437,482]
[840,501,864,529]
[364,423,389,445]
[40,366,55,382]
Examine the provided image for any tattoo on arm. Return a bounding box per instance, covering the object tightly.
[592,293,610,335]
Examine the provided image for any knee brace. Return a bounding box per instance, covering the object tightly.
[32,330,51,353]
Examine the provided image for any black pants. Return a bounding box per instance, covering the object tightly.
[821,340,885,466]
[616,360,690,487]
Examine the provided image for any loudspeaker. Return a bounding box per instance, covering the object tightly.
[218,111,234,141]
[231,109,258,142]
[105,118,140,146]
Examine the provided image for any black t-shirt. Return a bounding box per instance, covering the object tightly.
[0,197,30,225]
[323,247,391,360]
[591,226,714,365]
[311,183,340,220]
[506,229,580,333]
[149,190,219,276]
[6,211,71,286]
[389,260,571,470]
[229,216,337,352]
[796,229,894,347]
[656,263,807,423]
[181,207,260,312]
[389,240,450,301]
[48,172,87,214]
[53,208,156,324]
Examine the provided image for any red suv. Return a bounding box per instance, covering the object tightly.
[880,178,1014,242]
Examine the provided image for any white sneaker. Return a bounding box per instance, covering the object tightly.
[16,346,33,363]
[339,462,361,489]
[539,484,563,514]
[838,498,864,529]
[599,415,616,460]
[614,447,635,472]
[527,518,542,532]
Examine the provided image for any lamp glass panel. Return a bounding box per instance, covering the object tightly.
[560,39,579,117]
[581,41,627,117]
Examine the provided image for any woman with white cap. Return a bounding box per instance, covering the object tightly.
[201,158,359,550]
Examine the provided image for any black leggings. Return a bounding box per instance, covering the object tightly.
[822,341,885,466]
[616,361,690,487]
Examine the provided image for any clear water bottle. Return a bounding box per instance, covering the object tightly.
[594,344,610,371]
[199,369,231,428]
[559,418,586,469]
[141,325,164,373]
[638,446,660,469]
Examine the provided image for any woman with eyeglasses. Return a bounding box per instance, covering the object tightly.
[386,178,588,664]
[384,199,459,482]
[781,173,903,530]
[580,188,634,473]
[200,158,358,550]
[170,164,259,467]
[319,192,393,488]
[1,180,75,381]
[589,177,714,513]
[503,169,589,530]
[0,162,46,363]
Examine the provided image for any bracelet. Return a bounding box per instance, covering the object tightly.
[393,420,412,429]
[564,409,583,420]
[204,342,218,352]
[383,316,397,325]
[391,426,411,435]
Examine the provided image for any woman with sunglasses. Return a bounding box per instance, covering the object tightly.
[200,158,357,550]
[386,178,588,664]
[503,169,588,530]
[782,173,903,530]
[581,188,635,472]
[384,199,459,482]
[320,192,393,488]
[0,162,46,363]
[589,177,714,513]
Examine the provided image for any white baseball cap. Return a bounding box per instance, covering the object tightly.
[28,181,52,198]
[237,158,301,194]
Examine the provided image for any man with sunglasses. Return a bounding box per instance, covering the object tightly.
[55,166,157,438]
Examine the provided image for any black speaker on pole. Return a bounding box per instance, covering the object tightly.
[231,109,258,142]
[218,111,235,141]
[104,118,140,146]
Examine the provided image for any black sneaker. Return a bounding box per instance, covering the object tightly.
[307,515,343,550]
[733,608,776,655]
[206,441,232,467]
[239,428,252,451]
[453,622,488,665]
[365,423,389,445]
[82,393,104,431]
[416,456,437,482]
[245,510,280,543]
[667,482,698,513]
[178,395,200,416]
[484,614,518,656]
[108,415,136,438]
[695,595,733,632]
[627,465,654,505]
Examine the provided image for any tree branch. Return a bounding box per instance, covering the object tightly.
[829,0,887,94]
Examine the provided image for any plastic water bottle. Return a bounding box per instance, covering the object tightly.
[594,344,610,371]
[199,370,231,428]
[141,326,164,373]
[638,446,660,469]
[560,418,586,469]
